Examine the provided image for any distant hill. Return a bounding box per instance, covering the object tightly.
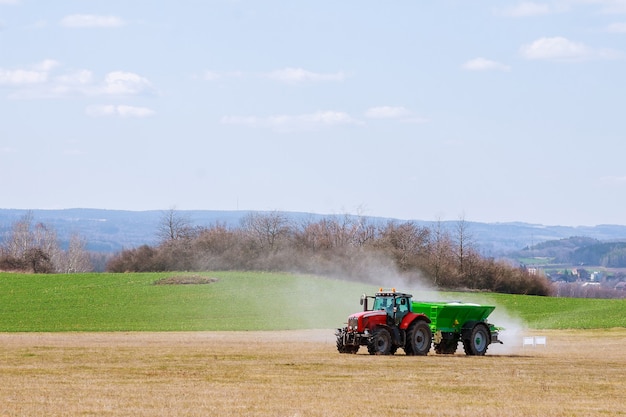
[0,209,256,253]
[512,236,626,267]
[1,208,626,257]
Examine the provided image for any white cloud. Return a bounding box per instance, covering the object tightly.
[60,14,125,28]
[0,69,47,85]
[0,59,57,85]
[607,21,626,32]
[48,80,95,98]
[520,36,620,61]
[266,67,346,83]
[462,57,511,71]
[100,71,153,96]
[4,61,155,100]
[221,111,359,132]
[55,69,93,85]
[85,104,155,118]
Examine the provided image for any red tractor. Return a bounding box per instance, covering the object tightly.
[335,288,432,355]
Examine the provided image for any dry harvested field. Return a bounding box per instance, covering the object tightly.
[1,329,625,417]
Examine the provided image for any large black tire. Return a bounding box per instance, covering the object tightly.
[336,331,359,354]
[367,327,392,355]
[405,321,432,356]
[463,323,490,356]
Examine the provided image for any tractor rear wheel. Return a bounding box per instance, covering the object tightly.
[463,323,490,356]
[405,320,431,356]
[367,327,392,355]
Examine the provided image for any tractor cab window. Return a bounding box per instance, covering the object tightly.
[373,297,394,313]
[396,297,409,314]
[394,297,410,325]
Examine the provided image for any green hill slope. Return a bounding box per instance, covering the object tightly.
[0,272,624,331]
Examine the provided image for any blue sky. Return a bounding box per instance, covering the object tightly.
[1,1,625,226]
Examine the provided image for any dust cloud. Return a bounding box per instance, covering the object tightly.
[484,305,529,355]
[281,253,438,342]
[459,294,529,355]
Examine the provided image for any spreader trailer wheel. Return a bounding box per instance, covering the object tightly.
[463,323,490,356]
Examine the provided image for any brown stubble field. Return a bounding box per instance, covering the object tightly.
[0,329,625,417]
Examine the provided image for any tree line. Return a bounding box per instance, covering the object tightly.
[0,212,92,273]
[107,210,553,296]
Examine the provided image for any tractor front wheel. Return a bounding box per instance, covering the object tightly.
[463,323,490,356]
[405,320,432,356]
[336,329,359,354]
[367,327,392,355]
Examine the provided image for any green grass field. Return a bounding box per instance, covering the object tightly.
[0,271,624,331]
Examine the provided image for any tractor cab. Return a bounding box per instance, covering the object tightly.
[337,288,433,355]
[362,288,412,326]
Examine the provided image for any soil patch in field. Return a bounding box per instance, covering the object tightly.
[153,275,219,285]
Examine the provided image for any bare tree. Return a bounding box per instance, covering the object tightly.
[24,247,53,273]
[157,208,194,243]
[353,218,377,248]
[5,211,35,258]
[2,212,60,272]
[428,218,454,286]
[454,214,474,275]
[192,223,241,270]
[241,211,290,252]
[60,234,93,273]
[32,222,62,272]
[350,207,377,248]
[295,218,335,251]
[292,213,376,251]
[323,214,363,248]
[379,221,430,271]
